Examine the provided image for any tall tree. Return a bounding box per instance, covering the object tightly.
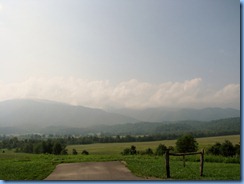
[176,134,198,153]
[53,142,62,155]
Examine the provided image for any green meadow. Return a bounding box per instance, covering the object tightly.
[66,134,240,155]
[0,135,240,180]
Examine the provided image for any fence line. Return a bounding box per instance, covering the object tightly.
[165,149,204,178]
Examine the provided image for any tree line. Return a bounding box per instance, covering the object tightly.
[0,134,240,157]
[0,137,67,155]
[0,133,219,147]
[121,134,240,158]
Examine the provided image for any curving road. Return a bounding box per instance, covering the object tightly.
[45,161,158,180]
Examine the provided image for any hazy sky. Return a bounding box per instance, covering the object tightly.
[0,0,240,109]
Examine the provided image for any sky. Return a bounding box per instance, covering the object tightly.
[0,0,240,109]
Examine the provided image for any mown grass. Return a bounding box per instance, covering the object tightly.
[0,153,56,180]
[0,134,240,180]
[124,155,240,180]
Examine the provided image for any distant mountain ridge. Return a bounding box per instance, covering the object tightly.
[85,117,240,137]
[0,99,240,135]
[0,99,138,129]
[109,107,240,122]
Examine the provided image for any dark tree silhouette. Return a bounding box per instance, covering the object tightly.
[176,134,198,153]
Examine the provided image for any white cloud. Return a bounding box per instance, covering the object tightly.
[0,77,240,109]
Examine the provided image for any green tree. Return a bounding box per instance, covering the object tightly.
[176,134,198,153]
[46,140,53,154]
[33,143,43,154]
[72,148,78,155]
[53,142,62,155]
[207,142,222,155]
[207,140,238,157]
[234,142,240,156]
[155,144,167,155]
[221,140,235,157]
[23,143,33,153]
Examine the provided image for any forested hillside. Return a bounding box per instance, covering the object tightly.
[86,117,240,137]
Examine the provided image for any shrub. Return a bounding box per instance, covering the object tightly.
[207,142,222,155]
[121,145,137,155]
[234,143,240,156]
[122,148,131,155]
[207,140,238,157]
[72,148,78,155]
[61,149,68,155]
[220,140,235,157]
[145,148,153,155]
[130,145,137,155]
[82,150,89,155]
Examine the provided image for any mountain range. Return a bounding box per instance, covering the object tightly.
[108,107,240,122]
[0,99,240,135]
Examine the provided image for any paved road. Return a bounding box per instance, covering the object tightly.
[45,161,157,180]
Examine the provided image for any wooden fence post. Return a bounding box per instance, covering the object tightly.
[165,149,170,178]
[183,155,185,167]
[200,149,204,176]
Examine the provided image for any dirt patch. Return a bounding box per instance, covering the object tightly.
[45,161,159,180]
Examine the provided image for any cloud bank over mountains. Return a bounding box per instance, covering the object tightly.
[0,77,239,109]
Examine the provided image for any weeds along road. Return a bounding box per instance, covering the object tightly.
[45,161,159,180]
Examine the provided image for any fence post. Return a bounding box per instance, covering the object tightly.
[183,155,186,167]
[200,149,204,176]
[165,149,170,178]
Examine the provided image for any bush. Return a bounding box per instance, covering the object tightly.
[130,145,137,155]
[121,145,137,155]
[234,143,240,156]
[207,142,222,155]
[207,140,238,157]
[61,149,68,155]
[72,148,78,155]
[145,148,153,155]
[122,148,131,155]
[221,140,235,157]
[82,150,89,155]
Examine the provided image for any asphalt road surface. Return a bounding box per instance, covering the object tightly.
[45,161,158,180]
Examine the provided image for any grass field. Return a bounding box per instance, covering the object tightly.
[0,134,241,180]
[66,134,240,155]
